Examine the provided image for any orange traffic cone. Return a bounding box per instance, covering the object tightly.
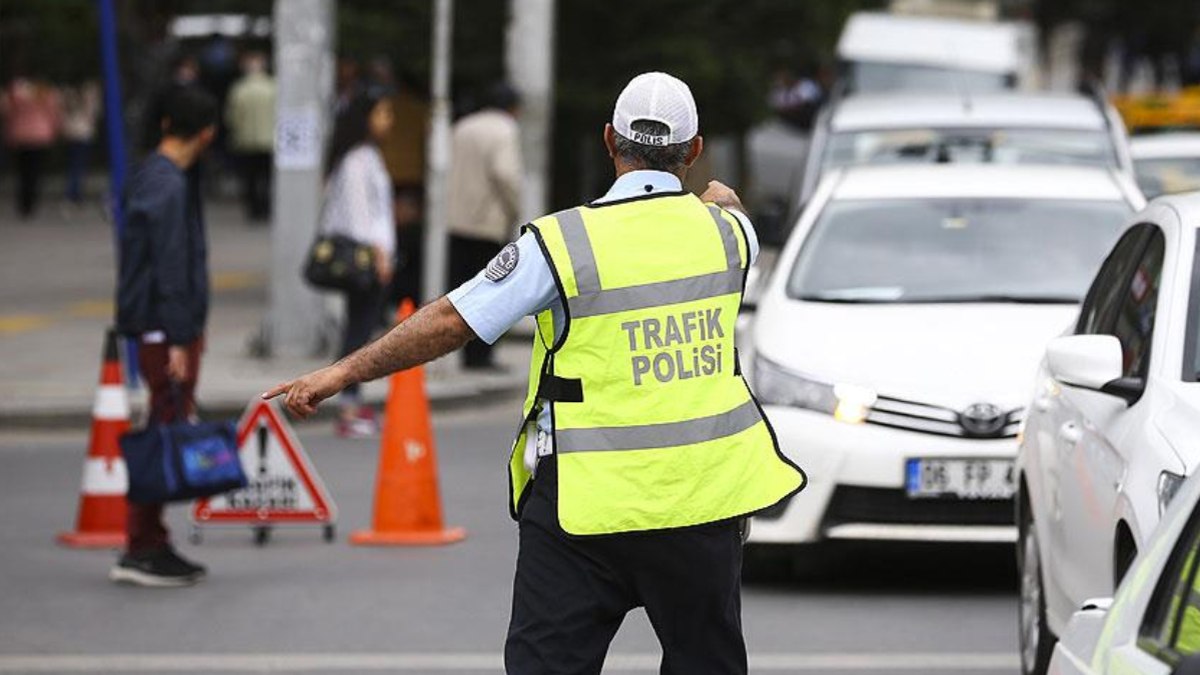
[57,329,129,548]
[350,300,466,546]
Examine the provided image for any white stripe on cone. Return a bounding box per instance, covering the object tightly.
[92,385,130,421]
[80,458,128,496]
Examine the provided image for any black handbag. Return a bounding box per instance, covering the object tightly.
[303,234,377,292]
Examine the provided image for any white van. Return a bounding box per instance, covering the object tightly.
[837,12,1037,94]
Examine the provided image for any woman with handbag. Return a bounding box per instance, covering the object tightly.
[316,88,396,438]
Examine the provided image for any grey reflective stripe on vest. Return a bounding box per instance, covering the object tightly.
[570,268,742,318]
[707,205,742,271]
[556,399,760,453]
[556,208,601,294]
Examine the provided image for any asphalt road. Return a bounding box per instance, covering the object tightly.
[0,395,1019,674]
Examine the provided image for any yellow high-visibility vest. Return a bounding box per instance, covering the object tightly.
[508,191,806,535]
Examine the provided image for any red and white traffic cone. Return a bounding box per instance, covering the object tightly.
[57,329,130,548]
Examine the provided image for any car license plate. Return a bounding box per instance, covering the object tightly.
[905,458,1015,499]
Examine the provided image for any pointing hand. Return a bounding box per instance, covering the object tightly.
[262,364,350,418]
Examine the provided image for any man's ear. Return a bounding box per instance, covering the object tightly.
[603,123,618,159]
[684,135,704,168]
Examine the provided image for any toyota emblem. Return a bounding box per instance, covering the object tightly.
[960,403,1006,437]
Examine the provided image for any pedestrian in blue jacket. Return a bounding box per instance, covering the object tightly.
[112,85,217,587]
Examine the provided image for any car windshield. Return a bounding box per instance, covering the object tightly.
[825,128,1117,172]
[1134,157,1200,199]
[788,198,1130,304]
[847,61,1011,94]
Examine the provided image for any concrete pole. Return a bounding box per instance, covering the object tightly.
[422,0,454,304]
[506,0,556,221]
[266,0,334,357]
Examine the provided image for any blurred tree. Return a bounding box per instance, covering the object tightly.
[0,0,99,82]
[551,0,882,205]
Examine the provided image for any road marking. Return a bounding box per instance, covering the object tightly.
[212,270,265,292]
[67,300,114,318]
[0,314,52,335]
[0,272,262,336]
[0,652,1019,671]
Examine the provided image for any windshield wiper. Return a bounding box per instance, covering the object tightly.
[900,294,1080,305]
[797,295,895,304]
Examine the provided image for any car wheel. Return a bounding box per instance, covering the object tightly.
[1019,513,1055,675]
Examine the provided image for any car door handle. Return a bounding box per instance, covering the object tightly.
[1035,396,1053,412]
[1058,422,1082,444]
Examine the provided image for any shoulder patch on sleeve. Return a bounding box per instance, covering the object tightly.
[485,243,520,282]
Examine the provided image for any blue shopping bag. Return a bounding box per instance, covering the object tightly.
[121,419,247,504]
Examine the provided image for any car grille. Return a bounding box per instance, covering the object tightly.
[866,395,1023,439]
[823,486,1014,527]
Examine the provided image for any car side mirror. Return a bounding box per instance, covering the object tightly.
[1100,377,1146,406]
[1172,652,1200,675]
[1046,335,1143,405]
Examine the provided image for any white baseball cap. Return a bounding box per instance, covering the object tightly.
[611,72,699,147]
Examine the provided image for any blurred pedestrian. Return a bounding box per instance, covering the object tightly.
[265,72,805,674]
[59,78,101,206]
[112,86,218,587]
[389,185,424,306]
[318,89,396,438]
[446,82,523,371]
[360,57,428,305]
[0,75,61,219]
[769,61,823,131]
[334,57,361,116]
[225,51,276,221]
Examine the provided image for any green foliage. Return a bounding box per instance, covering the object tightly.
[0,0,99,81]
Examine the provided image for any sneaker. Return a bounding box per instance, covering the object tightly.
[109,549,200,587]
[161,546,207,579]
[335,416,377,439]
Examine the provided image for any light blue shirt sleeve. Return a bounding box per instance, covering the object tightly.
[446,232,559,345]
[727,208,760,267]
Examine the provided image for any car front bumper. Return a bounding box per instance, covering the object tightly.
[750,404,1018,545]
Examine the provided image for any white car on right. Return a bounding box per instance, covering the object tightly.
[1018,193,1200,675]
[1048,468,1200,675]
[1131,133,1200,199]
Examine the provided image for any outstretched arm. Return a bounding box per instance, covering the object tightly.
[263,297,475,417]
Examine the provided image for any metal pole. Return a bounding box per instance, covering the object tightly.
[422,0,454,304]
[506,0,555,221]
[96,0,138,384]
[266,0,334,357]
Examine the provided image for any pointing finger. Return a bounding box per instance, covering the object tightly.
[262,381,292,400]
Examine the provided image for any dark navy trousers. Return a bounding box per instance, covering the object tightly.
[504,456,748,675]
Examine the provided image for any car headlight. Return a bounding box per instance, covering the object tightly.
[1158,471,1186,516]
[752,356,877,424]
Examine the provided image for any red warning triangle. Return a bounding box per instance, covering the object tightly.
[192,399,336,525]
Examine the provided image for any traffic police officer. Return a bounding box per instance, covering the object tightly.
[266,71,806,674]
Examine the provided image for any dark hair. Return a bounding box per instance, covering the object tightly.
[486,81,520,111]
[325,89,390,177]
[612,119,691,173]
[162,85,218,139]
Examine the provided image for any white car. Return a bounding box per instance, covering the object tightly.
[1047,469,1200,675]
[798,92,1134,206]
[837,11,1036,95]
[746,163,1141,563]
[1131,133,1200,199]
[1018,194,1200,675]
